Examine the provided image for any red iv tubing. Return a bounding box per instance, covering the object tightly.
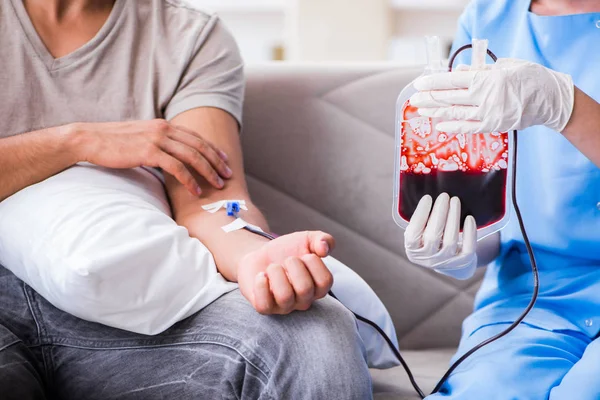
[245,45,540,400]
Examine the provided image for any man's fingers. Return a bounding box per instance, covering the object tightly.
[413,71,474,91]
[422,193,450,253]
[169,128,233,179]
[301,254,333,299]
[170,124,230,161]
[410,89,479,108]
[405,195,433,249]
[442,196,461,253]
[461,215,477,255]
[253,272,275,314]
[284,257,315,311]
[160,139,225,190]
[156,153,201,196]
[266,264,295,313]
[307,231,335,258]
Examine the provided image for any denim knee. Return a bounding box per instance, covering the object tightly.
[263,296,373,400]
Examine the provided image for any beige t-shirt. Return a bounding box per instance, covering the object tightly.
[0,0,244,138]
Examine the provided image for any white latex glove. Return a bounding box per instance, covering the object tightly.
[404,193,477,280]
[409,58,575,134]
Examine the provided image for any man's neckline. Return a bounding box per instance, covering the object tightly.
[9,0,125,71]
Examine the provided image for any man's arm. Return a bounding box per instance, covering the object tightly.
[0,120,233,202]
[166,107,335,315]
[0,126,80,202]
[166,107,270,281]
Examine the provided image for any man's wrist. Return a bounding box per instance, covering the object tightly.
[60,122,91,164]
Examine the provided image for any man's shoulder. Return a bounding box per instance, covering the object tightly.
[133,0,216,30]
[129,0,225,50]
[161,0,214,19]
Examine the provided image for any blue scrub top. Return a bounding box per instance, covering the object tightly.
[451,0,600,337]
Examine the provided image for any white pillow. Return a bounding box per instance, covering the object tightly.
[0,164,399,368]
[0,164,237,334]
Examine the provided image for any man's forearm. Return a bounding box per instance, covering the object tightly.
[562,87,600,168]
[166,173,271,283]
[179,205,270,283]
[165,107,278,283]
[0,126,80,201]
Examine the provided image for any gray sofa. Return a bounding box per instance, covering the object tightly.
[242,64,493,400]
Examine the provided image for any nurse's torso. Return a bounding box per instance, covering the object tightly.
[460,0,600,336]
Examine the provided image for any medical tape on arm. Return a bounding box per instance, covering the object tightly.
[202,200,263,233]
[202,200,248,214]
[221,218,265,233]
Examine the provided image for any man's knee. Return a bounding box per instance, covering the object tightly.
[263,296,372,399]
[172,291,372,399]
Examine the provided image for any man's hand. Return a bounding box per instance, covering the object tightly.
[74,119,233,196]
[237,231,335,315]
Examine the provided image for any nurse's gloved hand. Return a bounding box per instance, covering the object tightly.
[404,194,477,280]
[410,58,575,134]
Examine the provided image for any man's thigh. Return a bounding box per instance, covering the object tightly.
[49,290,273,400]
[550,335,600,400]
[426,322,589,400]
[45,289,370,400]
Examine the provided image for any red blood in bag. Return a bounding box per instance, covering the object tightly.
[398,101,509,228]
[399,170,507,229]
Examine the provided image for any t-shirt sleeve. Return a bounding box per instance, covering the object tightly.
[449,1,475,67]
[164,16,244,125]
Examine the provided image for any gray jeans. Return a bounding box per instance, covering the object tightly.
[0,266,372,400]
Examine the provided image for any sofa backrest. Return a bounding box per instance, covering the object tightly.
[242,64,485,349]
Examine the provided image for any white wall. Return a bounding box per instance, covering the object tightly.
[285,0,390,62]
[390,9,463,65]
[189,0,466,64]
[190,0,287,63]
[219,12,286,63]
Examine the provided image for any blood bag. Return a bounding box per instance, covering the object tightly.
[393,37,514,239]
